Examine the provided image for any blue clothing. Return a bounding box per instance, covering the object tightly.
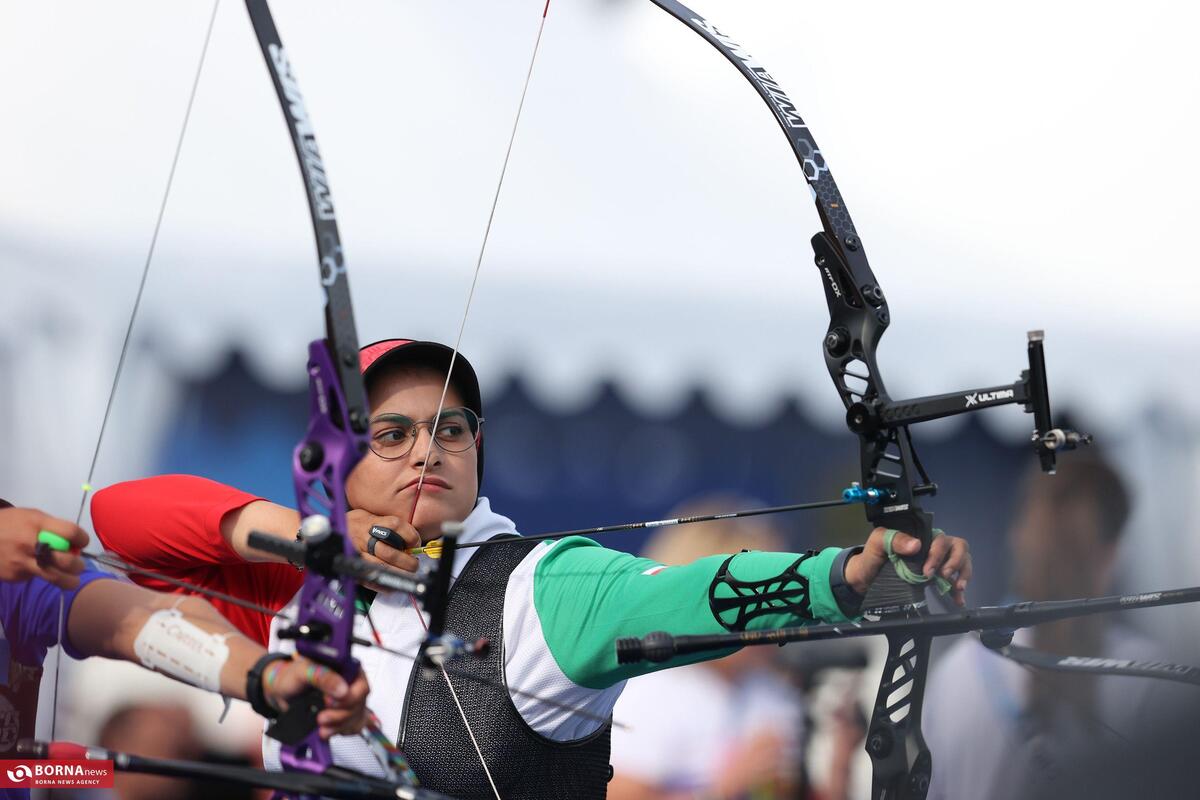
[0,564,115,799]
[1,563,115,666]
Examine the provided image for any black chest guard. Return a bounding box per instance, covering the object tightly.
[398,536,613,799]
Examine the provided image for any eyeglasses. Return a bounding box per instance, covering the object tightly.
[368,407,483,461]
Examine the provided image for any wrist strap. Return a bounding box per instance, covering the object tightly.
[829,545,866,616]
[246,652,292,719]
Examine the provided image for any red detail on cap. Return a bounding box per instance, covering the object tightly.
[359,339,414,374]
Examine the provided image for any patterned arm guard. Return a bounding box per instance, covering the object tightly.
[709,551,818,632]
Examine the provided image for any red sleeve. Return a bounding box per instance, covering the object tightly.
[91,475,303,645]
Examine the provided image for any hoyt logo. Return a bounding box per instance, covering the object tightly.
[822,266,842,298]
[964,389,1014,407]
[268,44,336,222]
[688,17,807,129]
[0,760,115,789]
[687,16,828,183]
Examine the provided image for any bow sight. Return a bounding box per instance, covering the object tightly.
[831,326,1092,477]
[817,234,1091,485]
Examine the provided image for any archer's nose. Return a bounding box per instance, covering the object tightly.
[408,427,441,466]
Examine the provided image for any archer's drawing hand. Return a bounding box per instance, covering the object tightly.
[346,509,421,574]
[262,657,371,739]
[0,506,89,589]
[844,528,973,607]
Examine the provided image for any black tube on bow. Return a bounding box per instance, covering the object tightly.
[247,531,428,597]
[426,527,460,638]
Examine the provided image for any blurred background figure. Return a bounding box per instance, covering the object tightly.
[923,451,1197,800]
[61,701,260,800]
[609,494,863,800]
[94,703,201,800]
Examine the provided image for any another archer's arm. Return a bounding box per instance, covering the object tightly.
[67,578,369,738]
[93,475,300,567]
[92,475,304,642]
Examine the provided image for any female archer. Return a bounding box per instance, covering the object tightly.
[92,338,973,799]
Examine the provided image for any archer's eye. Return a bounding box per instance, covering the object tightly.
[374,426,413,445]
[437,422,466,438]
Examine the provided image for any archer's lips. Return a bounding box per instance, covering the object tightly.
[403,477,450,493]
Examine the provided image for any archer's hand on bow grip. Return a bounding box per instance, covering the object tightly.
[263,658,371,741]
[848,527,973,608]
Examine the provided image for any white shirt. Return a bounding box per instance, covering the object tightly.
[923,625,1180,800]
[610,662,805,793]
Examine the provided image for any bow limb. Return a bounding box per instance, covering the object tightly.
[989,643,1200,688]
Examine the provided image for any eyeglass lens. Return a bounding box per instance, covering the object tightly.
[369,407,481,460]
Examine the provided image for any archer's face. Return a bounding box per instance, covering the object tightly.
[1009,490,1111,600]
[347,367,479,541]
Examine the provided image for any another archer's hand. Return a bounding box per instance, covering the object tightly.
[262,657,371,739]
[346,509,421,574]
[0,507,89,589]
[844,528,973,607]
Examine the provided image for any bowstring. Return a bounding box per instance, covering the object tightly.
[50,0,223,748]
[409,0,551,515]
[404,4,554,797]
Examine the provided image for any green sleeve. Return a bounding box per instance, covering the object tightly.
[530,537,853,689]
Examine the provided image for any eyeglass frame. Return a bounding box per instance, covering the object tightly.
[367,406,484,462]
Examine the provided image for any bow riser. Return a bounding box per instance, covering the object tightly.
[868,632,932,799]
[289,340,367,670]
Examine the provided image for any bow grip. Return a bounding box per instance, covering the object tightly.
[266,658,362,746]
[862,505,934,614]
